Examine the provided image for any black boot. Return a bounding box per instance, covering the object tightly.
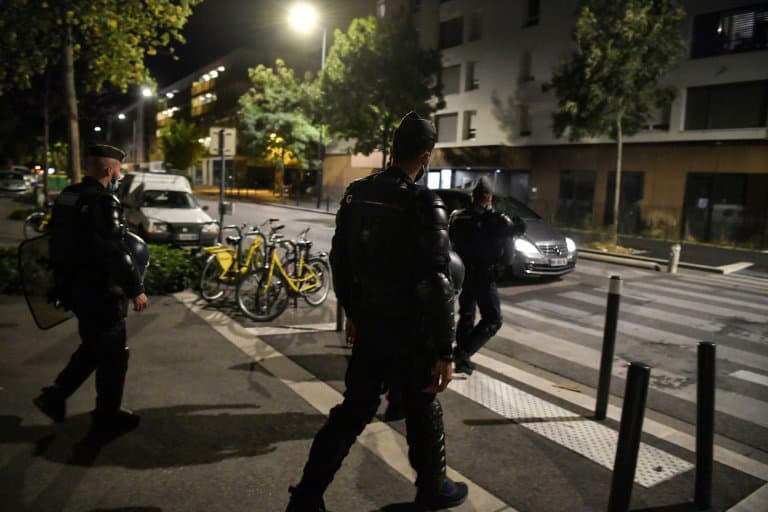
[415,477,469,510]
[285,486,327,512]
[91,408,140,433]
[33,386,66,423]
[453,351,475,375]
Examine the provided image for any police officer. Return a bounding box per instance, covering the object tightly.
[449,177,512,375]
[33,144,149,434]
[286,112,468,512]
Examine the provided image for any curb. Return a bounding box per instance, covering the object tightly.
[578,248,752,275]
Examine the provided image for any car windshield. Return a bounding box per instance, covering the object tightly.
[0,172,25,181]
[493,196,541,220]
[140,190,198,209]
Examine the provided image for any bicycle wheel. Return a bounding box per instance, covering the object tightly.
[237,270,289,321]
[200,254,226,301]
[302,258,331,306]
[23,212,45,239]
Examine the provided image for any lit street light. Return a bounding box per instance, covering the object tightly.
[118,113,126,120]
[288,2,327,208]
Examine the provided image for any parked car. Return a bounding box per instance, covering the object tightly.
[0,171,30,193]
[120,172,218,246]
[433,188,577,279]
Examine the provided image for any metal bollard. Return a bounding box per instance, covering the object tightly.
[668,243,681,273]
[596,275,622,420]
[695,342,716,511]
[335,298,345,332]
[608,362,651,512]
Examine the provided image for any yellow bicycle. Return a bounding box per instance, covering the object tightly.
[236,227,330,321]
[199,219,283,301]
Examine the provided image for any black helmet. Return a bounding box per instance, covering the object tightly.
[448,250,465,295]
[123,231,149,278]
[392,111,437,162]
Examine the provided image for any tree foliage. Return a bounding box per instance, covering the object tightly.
[321,14,444,166]
[551,0,685,140]
[158,119,207,171]
[0,0,200,182]
[238,59,320,168]
[550,0,685,243]
[0,0,199,94]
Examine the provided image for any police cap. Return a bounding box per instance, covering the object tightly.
[88,144,126,162]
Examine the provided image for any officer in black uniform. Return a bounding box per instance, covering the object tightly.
[449,177,513,375]
[33,144,150,434]
[286,112,468,512]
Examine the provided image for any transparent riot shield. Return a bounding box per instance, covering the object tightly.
[18,234,74,330]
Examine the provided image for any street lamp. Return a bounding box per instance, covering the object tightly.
[288,2,327,208]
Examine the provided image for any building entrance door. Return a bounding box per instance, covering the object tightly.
[682,173,747,243]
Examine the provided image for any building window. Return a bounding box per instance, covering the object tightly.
[685,80,768,130]
[556,170,596,228]
[435,113,458,143]
[463,111,477,140]
[440,65,461,95]
[519,50,534,83]
[191,92,217,117]
[468,11,482,41]
[691,5,768,58]
[518,104,531,136]
[525,0,540,27]
[643,103,671,131]
[465,61,479,91]
[439,17,463,49]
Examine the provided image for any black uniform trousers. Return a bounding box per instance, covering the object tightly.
[456,271,502,357]
[294,318,448,500]
[54,288,130,416]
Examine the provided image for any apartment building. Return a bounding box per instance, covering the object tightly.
[383,0,768,246]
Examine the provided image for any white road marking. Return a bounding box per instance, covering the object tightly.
[730,370,768,387]
[494,308,768,428]
[717,262,755,274]
[176,291,515,512]
[450,371,692,487]
[472,350,768,483]
[728,482,768,511]
[629,281,768,314]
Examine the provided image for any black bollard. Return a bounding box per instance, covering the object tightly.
[335,298,345,332]
[695,342,716,511]
[607,361,650,512]
[596,275,623,420]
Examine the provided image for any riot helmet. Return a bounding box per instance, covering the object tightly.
[472,177,494,201]
[391,111,437,164]
[123,231,150,278]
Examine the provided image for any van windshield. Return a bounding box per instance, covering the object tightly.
[140,190,198,209]
[493,196,541,220]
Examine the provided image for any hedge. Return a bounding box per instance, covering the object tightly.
[0,244,201,296]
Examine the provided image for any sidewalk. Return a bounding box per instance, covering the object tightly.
[1,290,765,511]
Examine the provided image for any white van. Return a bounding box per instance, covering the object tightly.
[119,172,218,246]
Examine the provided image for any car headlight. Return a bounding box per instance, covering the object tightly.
[147,220,169,234]
[514,238,541,257]
[201,222,219,234]
[565,237,577,253]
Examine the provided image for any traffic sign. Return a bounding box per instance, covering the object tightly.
[208,127,236,156]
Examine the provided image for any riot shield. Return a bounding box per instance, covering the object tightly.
[18,234,74,330]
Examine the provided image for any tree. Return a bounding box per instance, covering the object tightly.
[551,0,685,245]
[321,14,444,168]
[239,59,320,194]
[0,0,200,183]
[158,119,207,172]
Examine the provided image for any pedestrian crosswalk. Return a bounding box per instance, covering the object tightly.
[494,264,768,437]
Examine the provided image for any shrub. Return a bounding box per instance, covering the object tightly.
[143,244,201,295]
[0,247,23,294]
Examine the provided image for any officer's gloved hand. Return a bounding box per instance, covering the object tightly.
[345,318,356,347]
[423,359,453,394]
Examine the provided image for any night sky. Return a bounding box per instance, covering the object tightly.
[147,0,375,86]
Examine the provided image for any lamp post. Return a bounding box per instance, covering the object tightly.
[288,3,327,208]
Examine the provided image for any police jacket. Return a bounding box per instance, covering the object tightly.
[448,206,512,275]
[50,176,144,300]
[330,166,456,358]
